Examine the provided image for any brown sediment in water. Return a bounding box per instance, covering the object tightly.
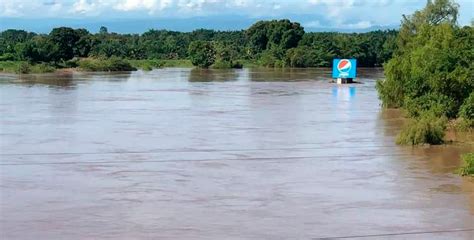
[0,68,473,239]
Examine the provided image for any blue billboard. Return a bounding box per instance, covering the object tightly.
[332,59,357,78]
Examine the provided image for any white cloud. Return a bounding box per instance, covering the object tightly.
[72,0,99,14]
[345,20,372,29]
[114,0,172,12]
[0,0,29,17]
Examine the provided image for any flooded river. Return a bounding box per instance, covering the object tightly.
[0,68,473,239]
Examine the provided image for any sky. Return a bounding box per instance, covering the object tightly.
[0,0,473,33]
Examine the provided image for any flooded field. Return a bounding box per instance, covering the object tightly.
[0,68,473,239]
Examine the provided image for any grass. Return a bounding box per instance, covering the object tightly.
[396,111,447,145]
[451,118,473,132]
[459,153,474,176]
[0,61,24,73]
[0,61,56,74]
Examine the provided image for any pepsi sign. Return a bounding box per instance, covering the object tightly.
[332,59,357,79]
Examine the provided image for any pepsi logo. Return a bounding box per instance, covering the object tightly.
[337,59,352,73]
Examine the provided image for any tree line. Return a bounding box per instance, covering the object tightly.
[0,20,398,69]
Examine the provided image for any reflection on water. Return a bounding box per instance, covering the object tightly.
[332,85,356,101]
[0,68,473,240]
[188,68,241,82]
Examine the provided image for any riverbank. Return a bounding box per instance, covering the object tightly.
[0,59,194,74]
[0,59,266,74]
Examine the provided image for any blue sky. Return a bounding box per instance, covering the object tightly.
[1,0,472,32]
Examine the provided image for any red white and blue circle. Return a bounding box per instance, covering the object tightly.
[337,59,352,73]
[332,59,357,78]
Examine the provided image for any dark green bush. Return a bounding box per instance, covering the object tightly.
[403,93,457,118]
[285,46,331,67]
[107,57,136,71]
[64,58,79,68]
[396,111,447,145]
[0,53,16,61]
[188,41,216,68]
[212,60,232,69]
[459,153,474,176]
[212,60,243,69]
[459,92,474,120]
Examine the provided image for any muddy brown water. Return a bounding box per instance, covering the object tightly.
[0,68,473,239]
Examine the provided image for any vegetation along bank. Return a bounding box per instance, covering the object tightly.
[375,0,473,176]
[0,20,397,73]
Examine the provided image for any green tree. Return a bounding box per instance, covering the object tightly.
[246,19,304,56]
[99,26,108,34]
[49,27,81,61]
[188,41,216,68]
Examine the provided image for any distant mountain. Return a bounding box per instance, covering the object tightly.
[306,25,399,33]
[1,16,398,34]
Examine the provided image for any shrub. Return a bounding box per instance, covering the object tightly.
[32,63,55,73]
[459,153,474,176]
[258,51,278,67]
[403,93,457,118]
[188,41,216,68]
[396,111,447,145]
[78,57,136,71]
[64,58,79,68]
[211,60,231,69]
[16,62,31,74]
[107,57,136,71]
[232,61,243,69]
[129,59,164,70]
[459,92,474,120]
[0,53,16,61]
[452,117,473,132]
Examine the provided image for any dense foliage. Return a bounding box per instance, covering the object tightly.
[459,153,474,176]
[376,0,473,144]
[0,20,397,69]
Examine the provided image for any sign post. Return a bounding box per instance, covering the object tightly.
[332,59,357,84]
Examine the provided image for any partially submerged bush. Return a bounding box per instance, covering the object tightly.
[459,153,474,176]
[16,62,31,74]
[78,57,136,71]
[212,60,243,69]
[64,58,80,68]
[396,111,447,145]
[129,59,165,71]
[33,63,55,73]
